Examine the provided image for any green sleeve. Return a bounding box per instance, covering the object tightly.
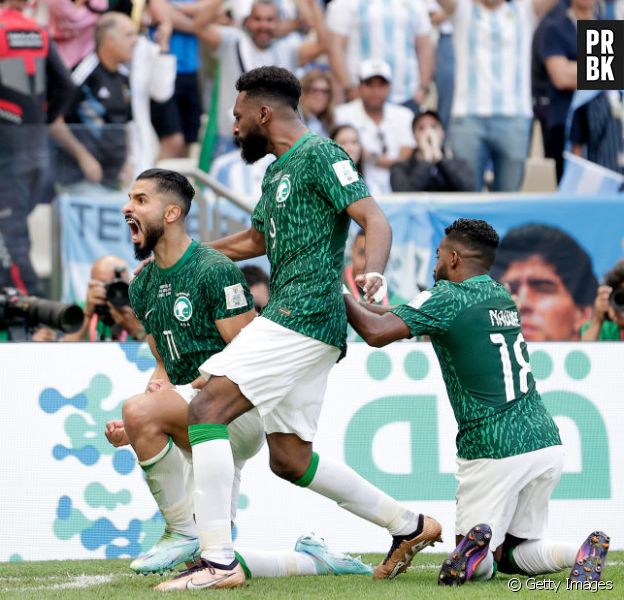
[251,196,265,233]
[391,284,459,337]
[204,260,255,321]
[311,140,370,212]
[129,277,149,334]
[580,319,622,340]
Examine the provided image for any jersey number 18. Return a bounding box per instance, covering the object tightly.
[490,332,531,402]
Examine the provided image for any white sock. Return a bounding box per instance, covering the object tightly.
[511,540,578,575]
[304,454,420,536]
[231,460,244,523]
[139,438,197,538]
[472,551,494,581]
[191,432,236,565]
[236,548,323,577]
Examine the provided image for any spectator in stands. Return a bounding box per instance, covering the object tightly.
[0,0,75,295]
[241,265,270,311]
[195,0,327,158]
[148,0,204,159]
[331,125,364,175]
[131,3,177,177]
[390,110,474,192]
[46,0,108,69]
[334,59,415,195]
[299,69,334,137]
[491,223,597,341]
[63,255,145,342]
[428,0,455,129]
[327,0,434,112]
[438,0,559,192]
[51,12,137,189]
[581,260,624,341]
[540,0,598,180]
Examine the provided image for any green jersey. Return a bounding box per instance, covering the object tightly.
[392,274,561,460]
[252,132,369,354]
[129,240,253,385]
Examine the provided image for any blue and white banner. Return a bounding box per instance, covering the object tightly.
[58,192,624,340]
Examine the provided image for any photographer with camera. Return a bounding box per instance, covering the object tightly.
[0,287,83,341]
[581,260,624,341]
[63,255,145,342]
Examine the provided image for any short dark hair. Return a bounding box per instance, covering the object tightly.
[604,259,624,290]
[241,265,269,287]
[412,110,442,131]
[491,223,598,307]
[137,169,194,216]
[445,218,500,269]
[236,66,301,111]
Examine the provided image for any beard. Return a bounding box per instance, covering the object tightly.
[434,265,448,283]
[238,127,269,164]
[134,221,165,260]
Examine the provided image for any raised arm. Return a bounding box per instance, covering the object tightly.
[207,226,266,261]
[345,197,392,302]
[297,0,328,66]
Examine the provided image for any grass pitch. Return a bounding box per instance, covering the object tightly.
[1,552,623,599]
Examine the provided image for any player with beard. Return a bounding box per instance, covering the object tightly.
[343,218,609,587]
[107,168,373,580]
[156,66,442,592]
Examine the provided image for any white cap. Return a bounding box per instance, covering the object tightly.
[358,59,392,83]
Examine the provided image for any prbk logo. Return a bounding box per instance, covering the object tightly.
[577,20,624,90]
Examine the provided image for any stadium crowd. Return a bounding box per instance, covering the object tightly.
[0,0,622,341]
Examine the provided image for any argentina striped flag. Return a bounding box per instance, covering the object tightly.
[559,151,624,194]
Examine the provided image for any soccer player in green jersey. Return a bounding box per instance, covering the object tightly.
[156,66,442,592]
[344,218,610,587]
[106,169,372,580]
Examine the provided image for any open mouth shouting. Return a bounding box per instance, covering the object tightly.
[125,215,142,245]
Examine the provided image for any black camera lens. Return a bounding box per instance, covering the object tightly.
[610,288,624,312]
[106,280,130,308]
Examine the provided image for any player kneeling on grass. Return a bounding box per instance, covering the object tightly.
[104,169,371,581]
[344,218,610,587]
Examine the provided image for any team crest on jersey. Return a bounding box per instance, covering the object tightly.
[275,175,292,203]
[173,296,193,322]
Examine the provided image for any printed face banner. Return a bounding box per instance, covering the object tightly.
[58,193,624,342]
[1,342,622,561]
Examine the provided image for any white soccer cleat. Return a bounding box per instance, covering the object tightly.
[154,559,246,591]
[295,533,373,575]
[130,531,199,575]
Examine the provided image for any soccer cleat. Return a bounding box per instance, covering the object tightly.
[568,531,610,584]
[373,515,443,579]
[294,533,373,575]
[154,559,245,591]
[130,531,199,575]
[438,523,492,586]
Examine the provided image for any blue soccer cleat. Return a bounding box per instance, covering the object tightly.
[438,523,492,586]
[568,531,610,584]
[295,533,373,576]
[130,530,200,575]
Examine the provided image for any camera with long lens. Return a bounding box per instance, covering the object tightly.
[609,288,624,313]
[95,266,130,326]
[0,287,83,336]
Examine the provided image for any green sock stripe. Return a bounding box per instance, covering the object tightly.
[492,559,498,578]
[140,437,173,471]
[234,551,251,579]
[188,424,229,446]
[293,452,320,488]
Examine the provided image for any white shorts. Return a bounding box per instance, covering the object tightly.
[455,445,564,549]
[174,384,265,462]
[199,316,341,442]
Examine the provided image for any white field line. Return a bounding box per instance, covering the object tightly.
[0,573,138,593]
